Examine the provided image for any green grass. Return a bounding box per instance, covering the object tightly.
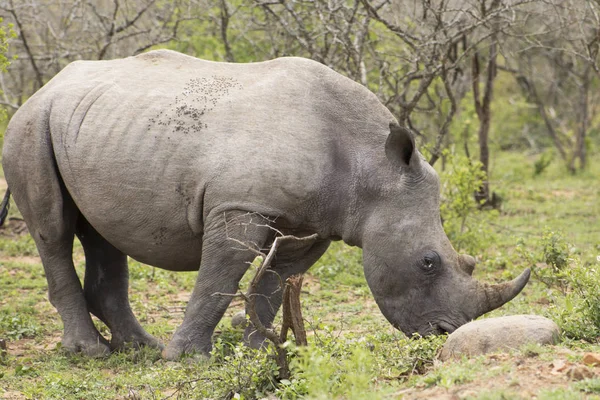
[490,151,600,260]
[1,151,600,399]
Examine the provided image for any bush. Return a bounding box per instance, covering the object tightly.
[0,19,14,124]
[517,229,570,292]
[519,229,600,341]
[533,150,554,176]
[439,150,498,256]
[554,259,600,341]
[275,329,445,399]
[0,313,40,340]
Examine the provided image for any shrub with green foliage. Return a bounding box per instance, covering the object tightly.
[0,19,14,123]
[169,323,446,399]
[0,313,40,340]
[553,258,600,341]
[0,19,14,68]
[533,150,554,176]
[517,229,570,292]
[157,330,280,399]
[275,330,445,399]
[518,229,600,341]
[439,150,498,256]
[212,339,280,399]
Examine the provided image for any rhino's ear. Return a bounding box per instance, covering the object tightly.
[385,123,415,167]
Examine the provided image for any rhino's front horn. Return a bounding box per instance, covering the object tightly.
[475,268,531,317]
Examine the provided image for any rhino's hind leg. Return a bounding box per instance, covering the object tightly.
[3,145,110,356]
[35,231,111,357]
[76,217,163,351]
[243,239,331,349]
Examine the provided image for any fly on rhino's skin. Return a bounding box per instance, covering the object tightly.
[1,49,529,359]
[149,76,242,135]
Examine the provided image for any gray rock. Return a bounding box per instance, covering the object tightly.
[231,310,248,329]
[439,315,560,361]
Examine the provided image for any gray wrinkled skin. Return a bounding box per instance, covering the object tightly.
[2,50,530,359]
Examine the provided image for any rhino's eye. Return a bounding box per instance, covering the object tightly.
[420,251,440,273]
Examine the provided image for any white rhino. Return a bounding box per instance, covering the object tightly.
[1,50,529,359]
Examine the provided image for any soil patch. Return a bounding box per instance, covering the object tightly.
[0,218,28,237]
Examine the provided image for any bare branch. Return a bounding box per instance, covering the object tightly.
[219,0,235,62]
[6,0,44,89]
[428,66,458,166]
[243,232,317,380]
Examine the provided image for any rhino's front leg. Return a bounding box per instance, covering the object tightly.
[162,211,272,360]
[244,239,331,348]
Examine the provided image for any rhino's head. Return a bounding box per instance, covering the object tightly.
[360,123,530,336]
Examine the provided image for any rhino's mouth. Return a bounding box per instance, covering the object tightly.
[437,321,458,335]
[418,321,458,337]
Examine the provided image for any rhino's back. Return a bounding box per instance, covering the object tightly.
[16,50,395,269]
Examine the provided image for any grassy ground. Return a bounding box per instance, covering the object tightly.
[0,150,599,399]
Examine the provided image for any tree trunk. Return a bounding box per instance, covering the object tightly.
[220,0,235,62]
[569,66,590,172]
[476,106,491,204]
[279,274,307,346]
[471,35,497,206]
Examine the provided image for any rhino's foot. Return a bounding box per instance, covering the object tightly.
[110,331,164,352]
[161,337,211,361]
[61,334,111,358]
[244,327,269,350]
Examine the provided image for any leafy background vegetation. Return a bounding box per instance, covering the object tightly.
[0,1,599,399]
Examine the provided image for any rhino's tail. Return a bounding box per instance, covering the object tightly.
[0,188,10,227]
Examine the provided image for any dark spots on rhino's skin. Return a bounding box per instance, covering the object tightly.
[152,227,168,246]
[23,120,34,138]
[148,76,242,135]
[175,184,192,206]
